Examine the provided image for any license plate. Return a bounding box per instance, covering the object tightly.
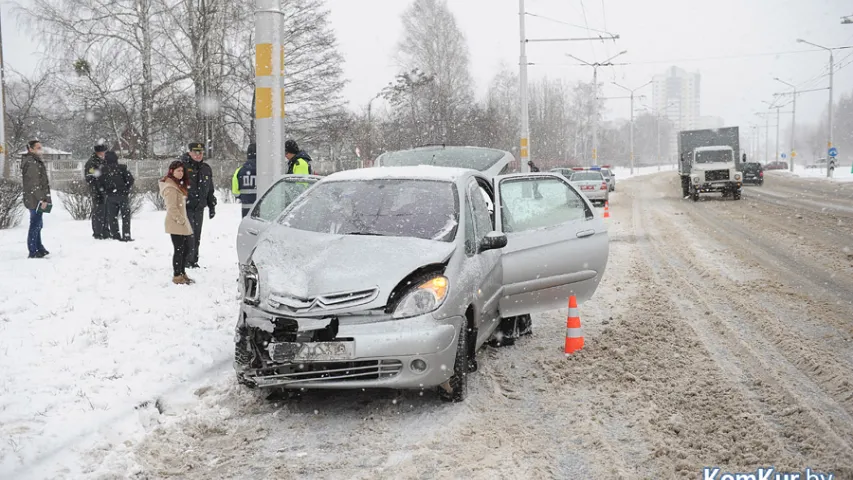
[582,185,594,190]
[268,341,355,363]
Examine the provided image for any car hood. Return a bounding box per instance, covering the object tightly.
[251,225,456,310]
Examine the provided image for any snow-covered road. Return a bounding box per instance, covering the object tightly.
[5,165,853,479]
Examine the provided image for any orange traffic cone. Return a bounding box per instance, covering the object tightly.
[603,201,611,219]
[564,295,584,355]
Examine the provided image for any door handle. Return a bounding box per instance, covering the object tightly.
[576,229,595,238]
[247,228,260,236]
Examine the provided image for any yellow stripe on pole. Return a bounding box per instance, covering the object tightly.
[280,46,285,75]
[520,147,528,157]
[256,43,273,76]
[256,87,272,119]
[520,138,529,147]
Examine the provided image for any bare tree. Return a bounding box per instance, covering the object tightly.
[4,69,56,157]
[396,0,474,144]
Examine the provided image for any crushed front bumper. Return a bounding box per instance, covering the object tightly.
[235,305,463,390]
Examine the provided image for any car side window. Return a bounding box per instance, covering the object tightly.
[499,176,592,233]
[467,179,493,246]
[252,179,314,222]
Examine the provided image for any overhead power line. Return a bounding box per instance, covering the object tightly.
[524,12,612,35]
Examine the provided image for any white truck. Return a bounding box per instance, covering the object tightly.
[678,127,744,202]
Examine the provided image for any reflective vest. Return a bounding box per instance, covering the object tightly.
[232,164,257,217]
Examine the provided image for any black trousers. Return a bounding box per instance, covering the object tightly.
[105,195,131,239]
[186,207,205,265]
[91,195,107,238]
[170,234,191,276]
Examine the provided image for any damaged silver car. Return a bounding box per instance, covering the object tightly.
[234,163,609,402]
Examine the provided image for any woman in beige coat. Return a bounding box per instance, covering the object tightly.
[159,161,195,285]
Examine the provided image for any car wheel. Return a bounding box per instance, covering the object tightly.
[692,191,700,202]
[489,314,533,347]
[733,189,742,201]
[438,322,470,403]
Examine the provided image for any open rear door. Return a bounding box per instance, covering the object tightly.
[494,173,609,317]
[236,175,321,264]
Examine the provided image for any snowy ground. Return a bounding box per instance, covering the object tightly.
[789,164,853,182]
[0,197,243,478]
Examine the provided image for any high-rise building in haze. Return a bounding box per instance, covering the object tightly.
[653,66,702,160]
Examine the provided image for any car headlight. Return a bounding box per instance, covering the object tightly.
[241,263,259,305]
[392,276,449,319]
[692,176,700,184]
[734,173,742,181]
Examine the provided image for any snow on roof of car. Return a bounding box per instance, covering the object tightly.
[324,166,473,182]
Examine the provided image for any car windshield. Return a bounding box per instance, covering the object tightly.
[695,149,733,164]
[279,179,459,242]
[378,147,506,172]
[571,172,604,181]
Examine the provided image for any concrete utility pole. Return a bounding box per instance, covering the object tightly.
[774,78,797,172]
[518,0,529,172]
[612,80,651,174]
[519,2,618,170]
[254,0,285,195]
[567,51,627,166]
[0,8,7,179]
[366,92,382,169]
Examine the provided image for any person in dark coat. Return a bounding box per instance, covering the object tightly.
[84,144,108,239]
[100,151,135,241]
[180,142,217,268]
[21,140,51,258]
[231,143,258,218]
[284,140,313,174]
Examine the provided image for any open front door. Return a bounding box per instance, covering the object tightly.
[236,175,320,264]
[494,173,609,317]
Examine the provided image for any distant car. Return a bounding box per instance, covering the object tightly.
[569,170,609,205]
[599,168,615,192]
[806,158,827,169]
[764,161,788,171]
[740,162,764,185]
[234,164,610,402]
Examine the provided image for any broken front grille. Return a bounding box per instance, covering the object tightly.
[252,360,404,386]
[705,169,730,182]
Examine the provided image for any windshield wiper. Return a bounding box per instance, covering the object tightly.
[344,231,386,236]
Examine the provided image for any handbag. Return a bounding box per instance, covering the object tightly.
[37,202,53,214]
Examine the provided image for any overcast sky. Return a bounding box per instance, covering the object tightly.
[4,0,853,135]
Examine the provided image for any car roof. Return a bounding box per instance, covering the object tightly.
[324,165,475,183]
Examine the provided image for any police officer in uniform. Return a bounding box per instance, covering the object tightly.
[180,142,217,268]
[84,144,108,239]
[232,143,258,218]
[284,139,313,174]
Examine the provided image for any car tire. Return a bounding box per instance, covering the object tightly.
[733,189,742,201]
[489,314,533,347]
[438,323,470,403]
[235,327,257,389]
[692,190,700,202]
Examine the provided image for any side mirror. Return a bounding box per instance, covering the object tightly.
[478,231,508,253]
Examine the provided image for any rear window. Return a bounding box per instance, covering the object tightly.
[599,169,612,178]
[378,147,507,172]
[743,163,762,172]
[570,172,604,181]
[280,179,459,242]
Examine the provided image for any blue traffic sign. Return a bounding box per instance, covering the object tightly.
[828,147,838,158]
[781,153,787,159]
